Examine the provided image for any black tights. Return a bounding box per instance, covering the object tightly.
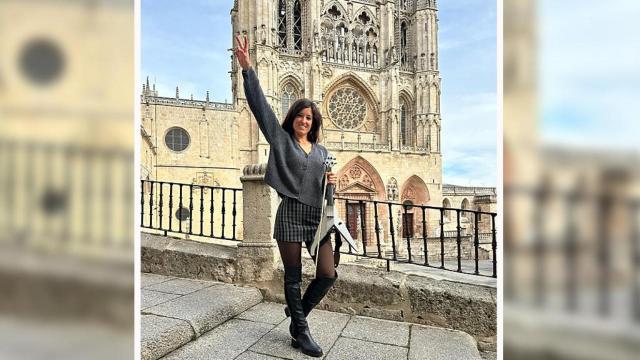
[277,238,336,279]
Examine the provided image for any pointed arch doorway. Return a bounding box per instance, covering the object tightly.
[335,157,386,247]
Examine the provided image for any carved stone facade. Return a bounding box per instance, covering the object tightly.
[442,184,497,235]
[141,0,446,238]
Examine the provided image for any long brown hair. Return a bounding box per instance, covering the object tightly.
[282,98,323,143]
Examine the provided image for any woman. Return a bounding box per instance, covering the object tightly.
[234,35,338,358]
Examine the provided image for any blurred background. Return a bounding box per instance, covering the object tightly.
[0,0,134,358]
[1,0,639,358]
[504,0,640,359]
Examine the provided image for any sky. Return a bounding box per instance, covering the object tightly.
[538,0,640,151]
[141,0,498,187]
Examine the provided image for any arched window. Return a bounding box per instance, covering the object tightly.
[443,198,452,219]
[327,5,341,18]
[336,23,347,36]
[327,87,367,130]
[358,12,371,24]
[278,0,287,48]
[293,0,302,50]
[281,83,299,117]
[400,103,408,146]
[400,22,408,65]
[372,45,378,66]
[461,198,470,219]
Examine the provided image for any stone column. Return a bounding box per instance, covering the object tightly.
[236,163,280,282]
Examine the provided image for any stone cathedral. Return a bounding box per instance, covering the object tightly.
[141,0,486,241]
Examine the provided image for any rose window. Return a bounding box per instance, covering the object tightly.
[327,88,367,130]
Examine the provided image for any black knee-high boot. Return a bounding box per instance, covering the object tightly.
[285,271,337,338]
[283,266,323,357]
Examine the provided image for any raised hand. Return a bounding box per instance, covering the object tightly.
[234,35,251,70]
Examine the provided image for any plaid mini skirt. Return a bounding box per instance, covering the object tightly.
[274,195,322,245]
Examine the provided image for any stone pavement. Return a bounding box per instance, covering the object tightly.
[142,273,485,360]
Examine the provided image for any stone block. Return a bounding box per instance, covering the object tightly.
[405,274,496,339]
[144,277,217,295]
[480,350,497,360]
[142,289,181,310]
[141,233,237,283]
[143,284,262,337]
[141,314,194,360]
[328,265,405,306]
[235,243,278,282]
[341,316,410,347]
[249,309,350,359]
[162,319,274,360]
[358,306,404,321]
[325,337,408,360]
[141,273,174,288]
[236,302,287,325]
[235,351,286,360]
[408,324,481,360]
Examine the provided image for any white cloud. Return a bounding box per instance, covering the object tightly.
[539,0,640,150]
[442,92,498,186]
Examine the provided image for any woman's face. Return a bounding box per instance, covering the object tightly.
[293,107,313,140]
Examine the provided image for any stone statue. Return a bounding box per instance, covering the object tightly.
[391,46,399,64]
[259,24,267,45]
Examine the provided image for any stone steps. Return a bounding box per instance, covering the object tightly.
[142,273,484,360]
[141,274,262,360]
[161,301,483,360]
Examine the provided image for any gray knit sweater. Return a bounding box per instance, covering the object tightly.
[242,68,328,208]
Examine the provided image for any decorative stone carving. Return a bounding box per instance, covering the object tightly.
[369,74,379,86]
[349,166,363,179]
[362,175,374,188]
[404,185,416,200]
[241,163,267,180]
[194,171,214,185]
[259,24,267,45]
[339,175,350,189]
[327,87,367,130]
[193,171,219,193]
[282,60,302,73]
[321,66,333,78]
[387,178,399,201]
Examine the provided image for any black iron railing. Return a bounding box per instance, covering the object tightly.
[334,197,497,278]
[0,138,133,253]
[141,180,242,241]
[139,180,497,277]
[505,185,640,322]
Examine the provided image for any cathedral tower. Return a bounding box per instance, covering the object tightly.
[232,0,442,164]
